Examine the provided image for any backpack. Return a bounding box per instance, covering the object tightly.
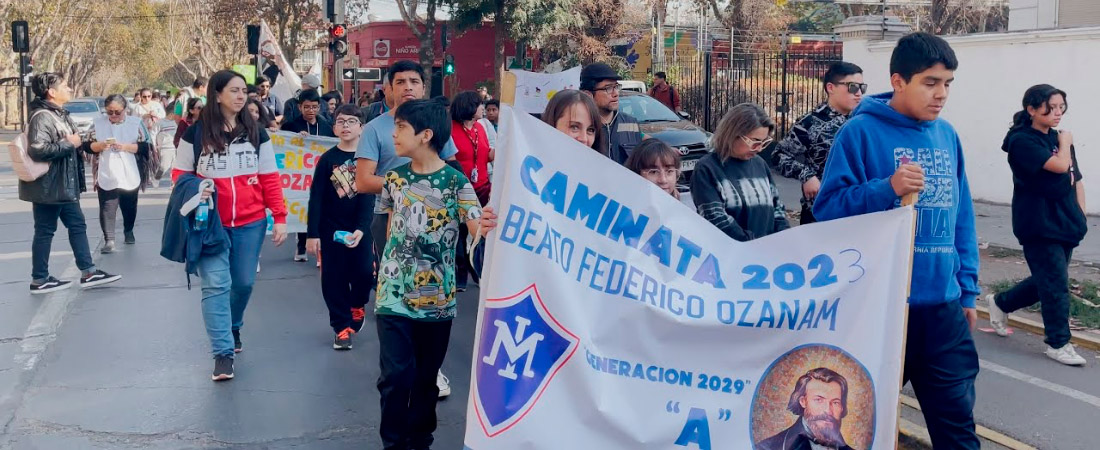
[9,110,52,182]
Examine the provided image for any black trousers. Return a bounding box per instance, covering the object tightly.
[31,202,94,281]
[456,224,477,287]
[995,241,1075,349]
[296,232,307,255]
[903,300,980,449]
[319,237,373,333]
[376,315,452,450]
[97,187,138,241]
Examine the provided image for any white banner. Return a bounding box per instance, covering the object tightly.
[270,131,339,233]
[464,107,915,449]
[260,21,302,105]
[509,66,582,114]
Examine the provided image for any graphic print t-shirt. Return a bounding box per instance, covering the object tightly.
[306,147,373,238]
[376,164,481,321]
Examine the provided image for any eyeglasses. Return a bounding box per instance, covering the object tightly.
[641,168,679,178]
[301,104,321,111]
[593,84,621,95]
[835,82,868,95]
[105,110,125,116]
[740,135,774,150]
[335,118,361,126]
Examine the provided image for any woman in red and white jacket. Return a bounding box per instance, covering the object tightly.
[173,70,287,382]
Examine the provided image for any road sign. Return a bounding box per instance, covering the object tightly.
[342,67,382,81]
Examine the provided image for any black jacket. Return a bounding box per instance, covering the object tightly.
[756,420,856,450]
[18,99,92,204]
[1001,126,1087,246]
[603,111,643,165]
[161,173,230,282]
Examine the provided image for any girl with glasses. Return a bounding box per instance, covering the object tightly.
[625,139,682,200]
[690,103,789,241]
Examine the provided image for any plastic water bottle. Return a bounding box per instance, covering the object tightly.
[334,230,354,245]
[196,201,209,229]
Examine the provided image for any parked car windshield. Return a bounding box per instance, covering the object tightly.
[64,102,99,113]
[619,94,681,123]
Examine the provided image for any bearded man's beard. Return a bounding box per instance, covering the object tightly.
[805,413,847,448]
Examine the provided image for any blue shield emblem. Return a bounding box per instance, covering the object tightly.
[473,284,578,437]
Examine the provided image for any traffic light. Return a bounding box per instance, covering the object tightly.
[20,54,32,75]
[443,54,455,76]
[329,24,348,60]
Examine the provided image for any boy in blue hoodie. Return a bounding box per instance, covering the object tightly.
[814,32,980,448]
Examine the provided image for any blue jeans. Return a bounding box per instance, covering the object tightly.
[197,219,266,358]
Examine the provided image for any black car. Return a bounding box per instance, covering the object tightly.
[617,91,712,183]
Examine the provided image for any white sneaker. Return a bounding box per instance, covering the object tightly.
[293,253,307,262]
[437,371,451,398]
[985,294,1009,337]
[1045,344,1087,366]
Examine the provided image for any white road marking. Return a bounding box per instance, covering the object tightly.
[980,359,1100,409]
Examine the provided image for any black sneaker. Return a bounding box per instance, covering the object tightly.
[101,240,115,254]
[80,270,122,288]
[333,328,353,350]
[124,231,136,245]
[29,276,72,295]
[232,329,242,353]
[212,355,234,381]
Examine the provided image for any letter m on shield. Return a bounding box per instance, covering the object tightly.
[474,284,579,437]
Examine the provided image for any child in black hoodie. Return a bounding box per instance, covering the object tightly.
[988,84,1088,366]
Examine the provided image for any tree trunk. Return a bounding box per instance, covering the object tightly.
[931,0,948,33]
[493,0,506,99]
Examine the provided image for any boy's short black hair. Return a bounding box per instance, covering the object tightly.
[247,84,259,94]
[654,71,667,80]
[30,72,64,100]
[486,99,500,109]
[450,91,482,122]
[334,103,362,120]
[823,61,863,91]
[890,32,958,82]
[389,60,424,85]
[394,98,451,153]
[193,77,207,89]
[257,75,271,85]
[298,88,321,104]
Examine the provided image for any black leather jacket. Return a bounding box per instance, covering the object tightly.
[18,99,92,204]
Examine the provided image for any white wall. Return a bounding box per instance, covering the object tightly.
[843,27,1100,214]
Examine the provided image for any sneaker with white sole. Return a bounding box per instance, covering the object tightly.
[1045,343,1087,366]
[80,270,121,288]
[212,355,235,381]
[30,276,72,295]
[294,253,308,262]
[985,294,1009,337]
[437,371,451,398]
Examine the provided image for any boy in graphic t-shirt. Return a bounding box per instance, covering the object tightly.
[305,104,374,350]
[373,98,497,450]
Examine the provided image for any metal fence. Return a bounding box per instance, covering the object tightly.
[656,44,843,138]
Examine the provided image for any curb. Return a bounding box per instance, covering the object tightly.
[976,306,1100,352]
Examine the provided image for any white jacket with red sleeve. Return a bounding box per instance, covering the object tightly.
[171,123,287,227]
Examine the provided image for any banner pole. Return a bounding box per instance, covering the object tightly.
[896,192,918,449]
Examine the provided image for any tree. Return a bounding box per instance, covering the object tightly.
[259,0,324,67]
[450,0,581,97]
[395,0,448,97]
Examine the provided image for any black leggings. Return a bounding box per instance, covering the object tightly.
[97,188,138,241]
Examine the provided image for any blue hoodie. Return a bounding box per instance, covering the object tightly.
[813,92,980,308]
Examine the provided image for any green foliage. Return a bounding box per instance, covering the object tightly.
[784,3,844,34]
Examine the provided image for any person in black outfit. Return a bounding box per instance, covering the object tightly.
[282,89,335,262]
[988,84,1088,366]
[21,72,122,294]
[580,62,643,164]
[305,104,374,349]
[691,103,789,241]
[773,61,864,224]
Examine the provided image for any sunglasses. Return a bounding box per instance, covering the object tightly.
[835,82,868,95]
[105,110,125,116]
[740,135,774,151]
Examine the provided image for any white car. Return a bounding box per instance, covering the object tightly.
[618,80,646,93]
[63,100,101,136]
